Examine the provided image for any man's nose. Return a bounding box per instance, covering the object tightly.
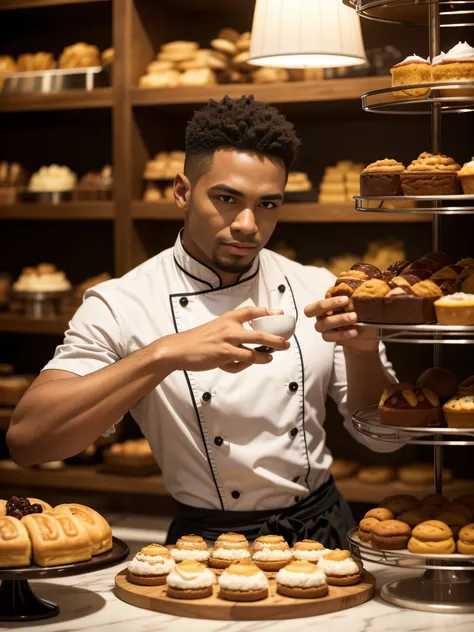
[232,207,258,234]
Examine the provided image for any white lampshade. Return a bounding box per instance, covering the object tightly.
[248,0,367,69]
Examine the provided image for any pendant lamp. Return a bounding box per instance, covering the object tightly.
[248,0,367,69]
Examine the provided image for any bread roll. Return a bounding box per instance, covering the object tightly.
[54,504,112,555]
[0,516,31,568]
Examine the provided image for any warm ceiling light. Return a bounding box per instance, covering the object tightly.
[248,0,367,69]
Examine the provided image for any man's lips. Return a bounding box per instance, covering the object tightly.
[222,242,258,255]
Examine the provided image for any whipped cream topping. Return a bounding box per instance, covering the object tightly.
[292,548,331,562]
[128,555,175,576]
[211,548,251,560]
[252,548,293,561]
[170,548,210,562]
[276,566,327,588]
[166,566,216,590]
[436,292,474,303]
[393,54,429,68]
[445,41,474,62]
[218,570,268,592]
[431,52,446,65]
[459,158,474,176]
[317,557,360,577]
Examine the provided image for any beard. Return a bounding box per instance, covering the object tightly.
[211,252,255,275]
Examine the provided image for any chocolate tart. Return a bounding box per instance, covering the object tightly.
[400,171,461,196]
[360,172,403,196]
[353,295,437,324]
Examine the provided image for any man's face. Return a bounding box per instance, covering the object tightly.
[178,148,286,275]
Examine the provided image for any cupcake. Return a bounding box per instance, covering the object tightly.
[391,54,431,98]
[400,152,461,196]
[218,559,268,601]
[378,383,442,427]
[166,559,216,600]
[127,544,175,586]
[398,507,438,528]
[276,560,328,598]
[291,539,331,562]
[360,159,405,196]
[316,549,361,586]
[170,534,210,563]
[432,42,474,96]
[209,532,251,569]
[252,535,292,572]
[435,293,474,325]
[458,158,474,194]
[443,392,474,428]
[457,523,474,554]
[408,520,456,555]
[371,520,412,550]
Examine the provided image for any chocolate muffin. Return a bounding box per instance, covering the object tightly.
[360,159,405,196]
[400,152,461,196]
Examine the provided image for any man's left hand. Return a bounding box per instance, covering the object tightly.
[304,296,379,353]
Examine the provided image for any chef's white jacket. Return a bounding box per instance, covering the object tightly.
[43,232,397,511]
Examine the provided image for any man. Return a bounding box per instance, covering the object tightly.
[8,96,397,546]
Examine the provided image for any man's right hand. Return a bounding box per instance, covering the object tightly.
[159,306,290,374]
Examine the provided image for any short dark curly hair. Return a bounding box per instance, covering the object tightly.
[185,95,300,178]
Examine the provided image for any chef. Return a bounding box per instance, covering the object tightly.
[8,95,398,547]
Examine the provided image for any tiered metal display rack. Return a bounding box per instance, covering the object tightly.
[346,0,474,614]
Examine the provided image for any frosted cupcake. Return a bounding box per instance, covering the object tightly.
[218,560,269,602]
[252,535,292,572]
[458,158,474,194]
[276,560,328,599]
[166,559,216,600]
[390,54,431,98]
[209,532,251,569]
[432,42,474,96]
[317,549,361,586]
[170,534,210,563]
[291,539,331,563]
[127,544,175,586]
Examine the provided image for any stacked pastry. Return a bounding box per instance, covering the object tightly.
[0,365,35,406]
[0,498,112,568]
[319,161,364,204]
[73,166,113,201]
[28,165,77,193]
[285,172,312,193]
[0,44,109,76]
[13,263,71,293]
[142,151,184,202]
[358,493,474,555]
[102,438,159,475]
[0,160,28,205]
[59,43,100,69]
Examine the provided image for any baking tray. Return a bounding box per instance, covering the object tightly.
[1,66,109,94]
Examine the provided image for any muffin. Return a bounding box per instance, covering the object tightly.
[435,293,474,326]
[316,549,361,586]
[398,507,438,528]
[364,507,395,522]
[400,152,461,196]
[209,532,251,569]
[408,520,456,555]
[170,534,210,563]
[291,539,331,562]
[252,535,292,572]
[218,560,268,602]
[416,367,459,402]
[127,544,175,586]
[432,42,474,96]
[358,517,380,543]
[457,523,474,554]
[371,520,412,550]
[276,560,328,598]
[435,511,470,537]
[379,495,419,515]
[166,559,216,599]
[379,383,441,427]
[391,54,431,98]
[443,392,474,428]
[360,159,405,196]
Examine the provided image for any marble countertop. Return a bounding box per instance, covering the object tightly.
[2,517,474,632]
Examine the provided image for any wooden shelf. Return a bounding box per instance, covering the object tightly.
[0,88,113,112]
[0,408,13,431]
[131,201,431,223]
[0,0,109,10]
[0,313,69,335]
[336,478,474,504]
[130,76,391,107]
[0,465,169,496]
[0,202,114,220]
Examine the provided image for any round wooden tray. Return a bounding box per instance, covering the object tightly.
[115,568,376,621]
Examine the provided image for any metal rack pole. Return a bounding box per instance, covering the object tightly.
[429,0,444,495]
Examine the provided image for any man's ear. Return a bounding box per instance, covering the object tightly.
[174,173,191,211]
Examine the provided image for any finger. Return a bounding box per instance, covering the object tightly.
[220,361,253,374]
[232,347,274,364]
[322,328,359,343]
[268,309,284,315]
[237,330,290,350]
[304,296,349,318]
[232,306,270,324]
[314,312,357,333]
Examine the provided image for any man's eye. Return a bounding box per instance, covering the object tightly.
[259,201,277,209]
[218,195,236,204]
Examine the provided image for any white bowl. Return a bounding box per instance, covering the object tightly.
[250,315,296,340]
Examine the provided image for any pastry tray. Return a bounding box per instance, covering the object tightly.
[1,66,109,94]
[354,193,474,215]
[355,322,474,345]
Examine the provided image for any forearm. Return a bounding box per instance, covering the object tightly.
[8,338,175,466]
[344,346,396,412]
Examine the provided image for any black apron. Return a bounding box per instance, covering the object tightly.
[166,477,355,548]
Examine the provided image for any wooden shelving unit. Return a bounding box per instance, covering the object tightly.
[132,201,431,223]
[0,408,13,431]
[0,0,109,8]
[0,313,69,334]
[0,88,114,113]
[336,478,474,504]
[0,202,114,220]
